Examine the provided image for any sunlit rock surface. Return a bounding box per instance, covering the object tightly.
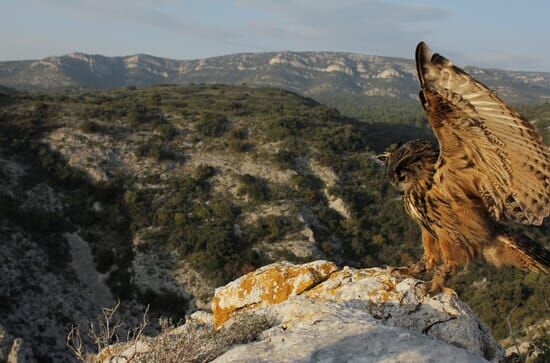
[212,262,503,362]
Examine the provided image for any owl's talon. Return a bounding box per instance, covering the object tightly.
[419,267,450,296]
[389,260,427,278]
[442,287,456,296]
[412,281,437,298]
[389,266,410,276]
[413,280,429,297]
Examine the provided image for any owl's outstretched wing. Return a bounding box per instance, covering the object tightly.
[416,42,550,225]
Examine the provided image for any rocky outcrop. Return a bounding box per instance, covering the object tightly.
[215,298,490,363]
[211,261,338,328]
[212,262,503,362]
[96,261,503,363]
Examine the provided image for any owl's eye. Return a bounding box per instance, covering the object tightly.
[398,173,406,181]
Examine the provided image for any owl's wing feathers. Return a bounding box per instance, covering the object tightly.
[416,42,550,225]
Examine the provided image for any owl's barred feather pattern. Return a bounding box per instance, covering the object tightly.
[381,42,550,291]
[495,233,550,274]
[416,42,550,225]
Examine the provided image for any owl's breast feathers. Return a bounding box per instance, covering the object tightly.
[404,189,433,234]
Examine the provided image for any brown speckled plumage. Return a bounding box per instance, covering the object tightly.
[380,42,550,292]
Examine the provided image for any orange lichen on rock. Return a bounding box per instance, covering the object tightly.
[211,261,338,328]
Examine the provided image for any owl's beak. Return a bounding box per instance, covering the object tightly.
[375,152,391,166]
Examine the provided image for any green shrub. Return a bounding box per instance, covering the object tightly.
[150,93,162,105]
[127,107,144,126]
[140,288,188,319]
[290,174,324,203]
[220,313,275,345]
[272,149,296,170]
[227,128,252,152]
[196,113,228,137]
[127,104,165,126]
[194,164,217,180]
[78,119,100,133]
[249,215,297,243]
[156,124,178,140]
[135,139,176,161]
[309,125,365,154]
[264,117,304,141]
[228,139,252,153]
[0,193,17,220]
[238,174,270,202]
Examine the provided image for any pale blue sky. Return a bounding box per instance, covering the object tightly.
[1,0,549,71]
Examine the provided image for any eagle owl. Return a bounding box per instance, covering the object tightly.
[378,42,550,293]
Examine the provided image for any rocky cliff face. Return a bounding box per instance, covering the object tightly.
[2,51,550,103]
[96,261,503,363]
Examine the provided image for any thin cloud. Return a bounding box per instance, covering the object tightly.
[236,0,449,56]
[237,0,449,24]
[29,0,242,44]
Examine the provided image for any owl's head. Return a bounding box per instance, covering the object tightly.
[376,140,438,192]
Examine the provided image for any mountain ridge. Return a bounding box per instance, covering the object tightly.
[2,50,550,103]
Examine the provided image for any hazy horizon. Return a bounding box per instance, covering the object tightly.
[1,0,549,72]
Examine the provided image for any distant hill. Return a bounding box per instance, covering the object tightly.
[0,84,17,95]
[2,51,550,104]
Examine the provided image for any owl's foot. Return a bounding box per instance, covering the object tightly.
[415,265,455,297]
[420,273,445,295]
[390,259,428,278]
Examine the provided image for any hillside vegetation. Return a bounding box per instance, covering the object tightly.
[0,84,548,361]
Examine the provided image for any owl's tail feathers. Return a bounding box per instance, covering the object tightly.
[486,233,550,273]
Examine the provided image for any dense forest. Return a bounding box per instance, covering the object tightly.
[0,85,548,360]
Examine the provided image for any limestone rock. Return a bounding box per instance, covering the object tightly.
[97,340,150,363]
[214,298,489,363]
[94,261,504,363]
[212,262,503,362]
[211,261,338,328]
[304,267,501,360]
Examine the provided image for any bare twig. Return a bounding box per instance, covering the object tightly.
[67,303,273,363]
[67,300,148,363]
[89,300,123,357]
[67,325,86,362]
[506,303,523,362]
[123,305,150,362]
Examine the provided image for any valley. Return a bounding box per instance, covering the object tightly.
[0,84,548,361]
